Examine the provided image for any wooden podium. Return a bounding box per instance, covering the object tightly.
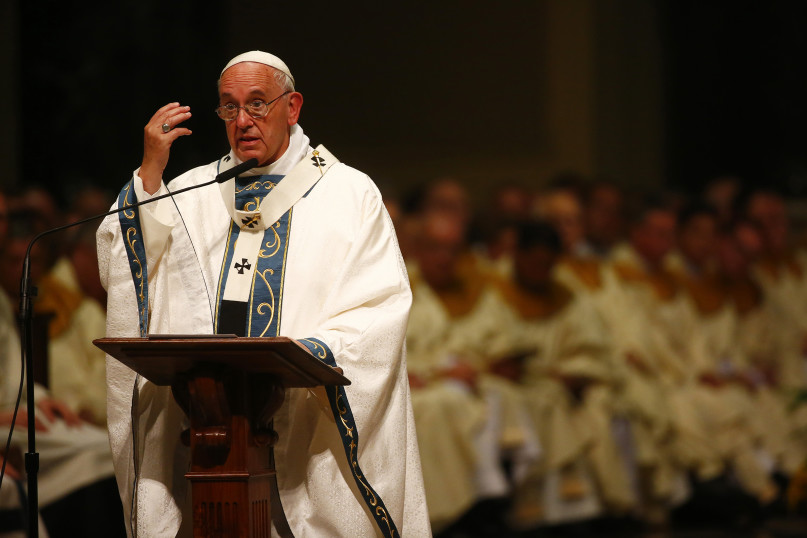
[94,335,350,538]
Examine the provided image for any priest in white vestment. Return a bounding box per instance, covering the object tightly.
[495,221,616,527]
[97,52,429,537]
[608,205,729,489]
[665,204,778,504]
[405,212,539,532]
[39,250,108,426]
[717,225,807,477]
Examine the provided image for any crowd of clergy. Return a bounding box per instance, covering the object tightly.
[0,184,124,537]
[1,173,807,536]
[391,175,807,536]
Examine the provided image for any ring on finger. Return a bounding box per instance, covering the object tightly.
[161,123,171,133]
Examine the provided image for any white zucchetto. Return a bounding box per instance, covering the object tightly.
[221,51,295,87]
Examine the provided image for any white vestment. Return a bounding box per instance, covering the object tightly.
[44,257,109,425]
[405,269,540,530]
[97,125,430,537]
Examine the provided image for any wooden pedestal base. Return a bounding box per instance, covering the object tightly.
[173,368,285,538]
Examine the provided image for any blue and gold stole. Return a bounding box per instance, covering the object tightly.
[116,181,149,336]
[213,175,290,337]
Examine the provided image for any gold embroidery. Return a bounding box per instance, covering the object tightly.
[124,225,147,331]
[334,391,396,537]
[336,392,376,503]
[126,227,145,302]
[303,338,396,537]
[276,209,293,331]
[122,182,135,219]
[246,254,261,336]
[301,339,328,359]
[255,269,276,337]
[242,197,262,212]
[376,506,395,537]
[258,222,281,259]
[235,180,275,193]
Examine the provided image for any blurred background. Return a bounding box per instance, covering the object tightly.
[4,2,807,537]
[2,0,807,202]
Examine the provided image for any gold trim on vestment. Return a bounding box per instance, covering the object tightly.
[493,277,573,320]
[254,269,276,337]
[413,252,489,318]
[559,256,603,290]
[235,180,276,193]
[333,391,396,537]
[672,269,728,315]
[612,262,679,302]
[276,208,293,331]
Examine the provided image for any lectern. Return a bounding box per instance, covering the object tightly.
[94,335,350,538]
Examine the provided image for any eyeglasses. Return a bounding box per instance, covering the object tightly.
[215,91,290,121]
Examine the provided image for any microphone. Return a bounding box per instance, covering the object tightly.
[5,155,257,538]
[19,156,259,320]
[216,158,259,183]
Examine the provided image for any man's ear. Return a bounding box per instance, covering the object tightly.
[287,92,303,125]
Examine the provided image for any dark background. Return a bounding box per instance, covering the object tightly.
[663,1,807,195]
[2,0,807,204]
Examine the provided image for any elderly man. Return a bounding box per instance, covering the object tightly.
[97,51,429,537]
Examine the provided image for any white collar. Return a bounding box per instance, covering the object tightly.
[218,123,310,179]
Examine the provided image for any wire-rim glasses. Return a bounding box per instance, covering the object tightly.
[215,91,290,121]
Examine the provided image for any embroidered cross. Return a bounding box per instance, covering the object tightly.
[234,258,251,275]
[311,150,326,171]
[241,215,261,229]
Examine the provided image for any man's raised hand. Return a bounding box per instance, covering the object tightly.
[140,102,192,194]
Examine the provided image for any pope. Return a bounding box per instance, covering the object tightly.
[97,51,430,537]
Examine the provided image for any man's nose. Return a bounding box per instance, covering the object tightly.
[235,108,253,129]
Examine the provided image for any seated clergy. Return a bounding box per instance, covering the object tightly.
[406,212,539,531]
[0,213,123,537]
[494,220,633,526]
[665,203,778,505]
[716,220,807,477]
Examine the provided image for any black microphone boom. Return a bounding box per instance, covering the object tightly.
[7,156,256,537]
[216,158,258,183]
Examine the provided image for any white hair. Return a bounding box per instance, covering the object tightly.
[273,67,295,92]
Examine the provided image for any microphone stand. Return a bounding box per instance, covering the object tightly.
[16,158,256,536]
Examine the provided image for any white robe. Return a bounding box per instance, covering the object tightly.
[97,125,430,537]
[45,257,109,425]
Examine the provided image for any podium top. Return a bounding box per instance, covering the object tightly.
[94,335,350,388]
